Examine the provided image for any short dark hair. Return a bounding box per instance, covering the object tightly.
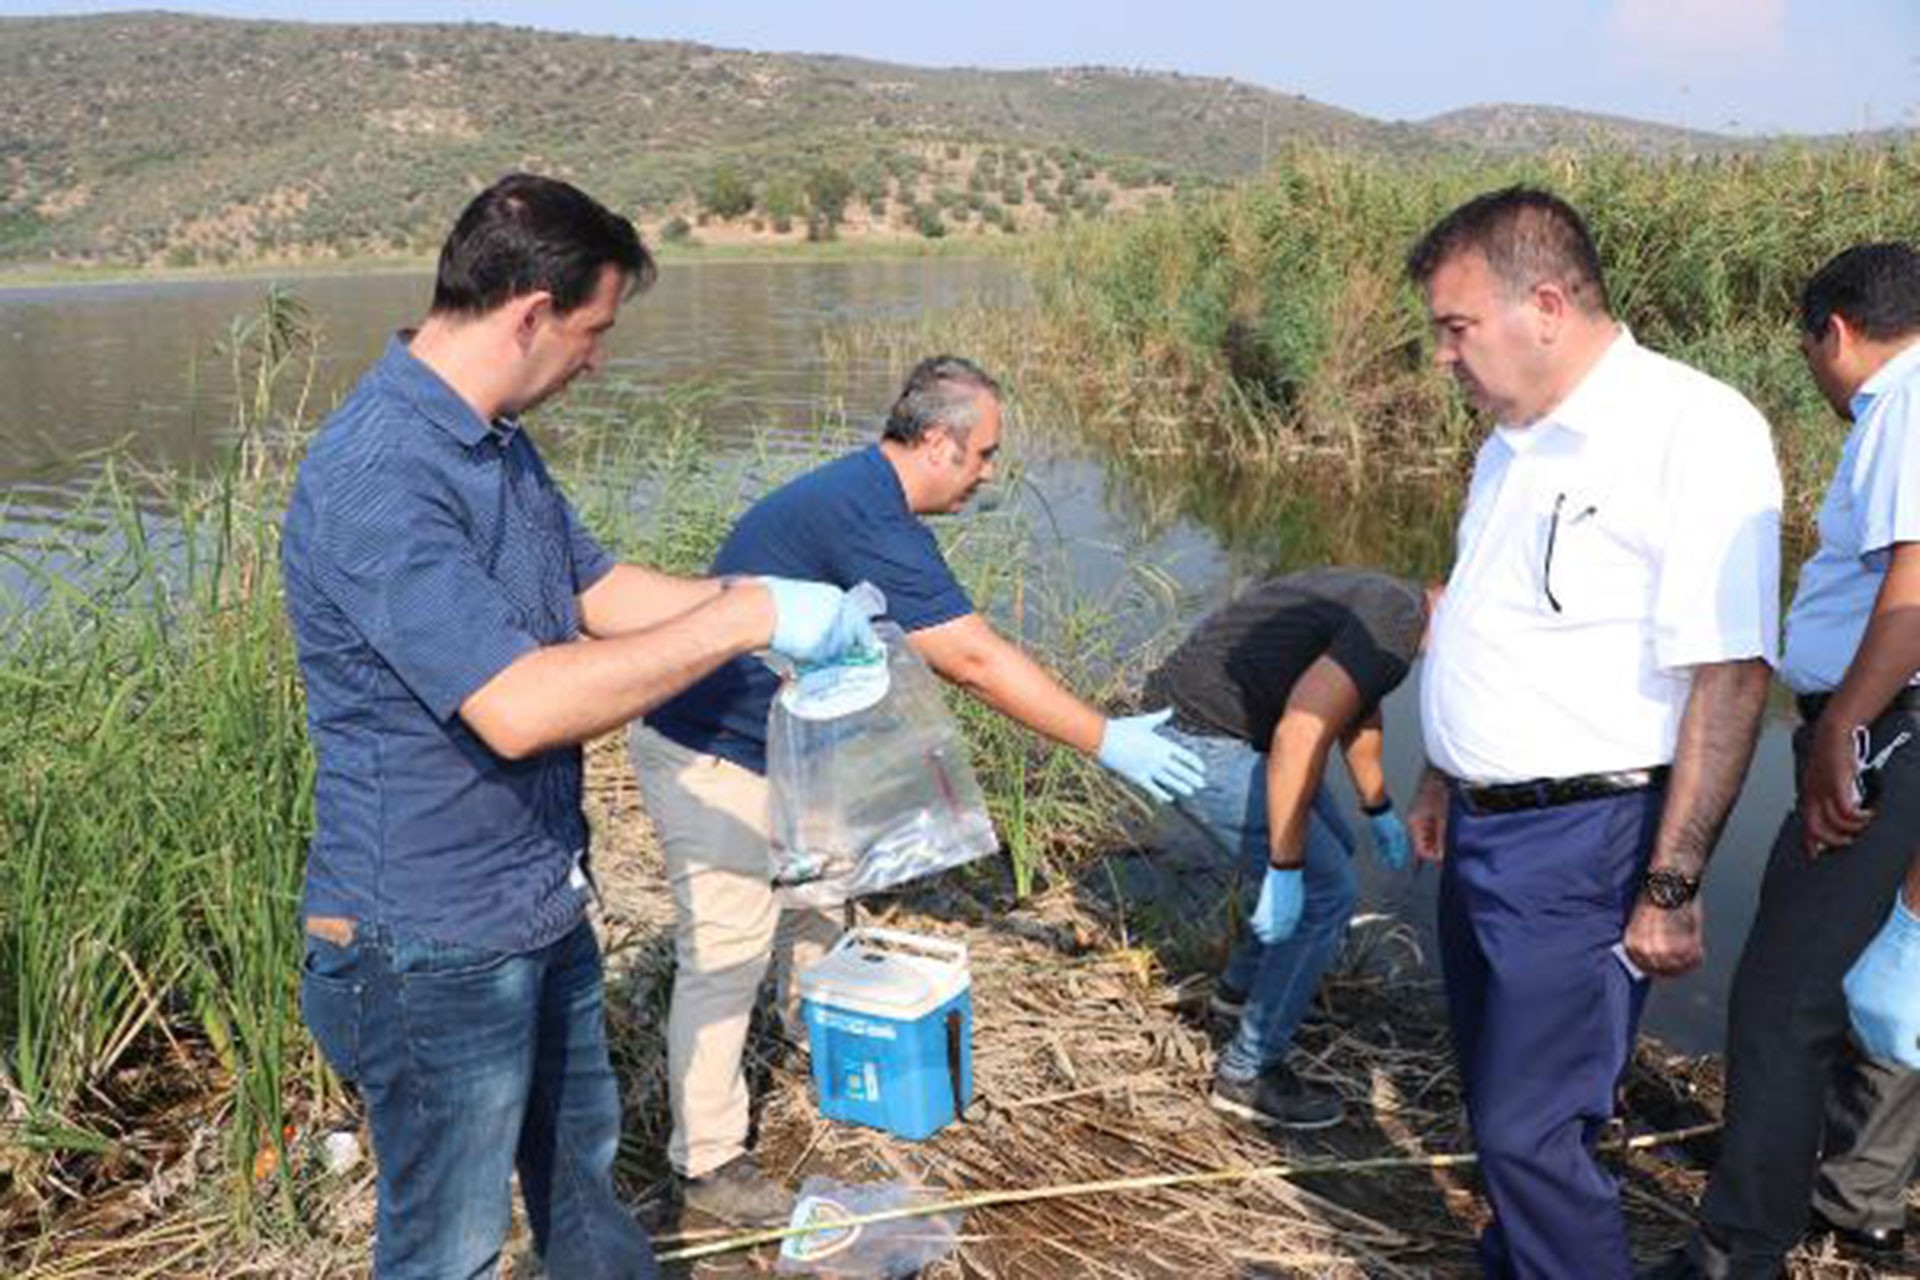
[882,356,1003,445]
[1799,243,1920,341]
[1406,186,1611,316]
[430,173,657,317]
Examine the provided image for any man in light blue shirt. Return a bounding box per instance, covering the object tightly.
[1650,244,1920,1278]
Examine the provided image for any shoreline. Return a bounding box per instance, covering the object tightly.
[0,234,1021,293]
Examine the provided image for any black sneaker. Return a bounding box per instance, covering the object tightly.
[1208,1063,1344,1130]
[1809,1209,1907,1262]
[680,1154,794,1227]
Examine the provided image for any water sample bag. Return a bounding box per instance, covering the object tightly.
[767,588,998,906]
[774,1174,961,1276]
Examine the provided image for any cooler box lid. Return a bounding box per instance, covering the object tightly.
[798,928,970,1022]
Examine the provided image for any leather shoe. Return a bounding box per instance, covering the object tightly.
[1808,1209,1906,1259]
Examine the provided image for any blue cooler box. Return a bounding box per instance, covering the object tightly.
[798,928,973,1140]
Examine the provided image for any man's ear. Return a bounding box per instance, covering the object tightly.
[1531,280,1570,343]
[507,291,554,351]
[1821,312,1858,356]
[921,424,957,461]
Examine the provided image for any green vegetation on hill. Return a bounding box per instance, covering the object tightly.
[2,13,1344,267]
[10,13,1891,272]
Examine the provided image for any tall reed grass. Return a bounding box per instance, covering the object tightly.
[839,144,1920,532]
[1,289,321,1235]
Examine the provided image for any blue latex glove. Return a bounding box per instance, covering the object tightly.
[1366,809,1412,872]
[761,578,878,666]
[1249,866,1304,945]
[1844,892,1920,1069]
[1096,708,1207,802]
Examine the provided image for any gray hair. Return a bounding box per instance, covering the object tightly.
[882,355,1002,446]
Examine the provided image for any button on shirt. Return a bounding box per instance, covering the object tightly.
[1422,330,1782,783]
[282,337,614,953]
[1780,338,1920,695]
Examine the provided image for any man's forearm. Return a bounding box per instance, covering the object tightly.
[1340,710,1389,807]
[912,616,1105,754]
[462,584,771,758]
[1267,717,1336,865]
[577,563,726,638]
[1906,853,1920,913]
[1648,658,1772,876]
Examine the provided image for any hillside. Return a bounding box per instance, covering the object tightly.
[0,12,1892,270]
[1420,104,1740,155]
[0,12,1384,267]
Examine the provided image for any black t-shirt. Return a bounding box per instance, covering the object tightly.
[1144,568,1425,746]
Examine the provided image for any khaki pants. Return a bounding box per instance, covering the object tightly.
[627,722,843,1178]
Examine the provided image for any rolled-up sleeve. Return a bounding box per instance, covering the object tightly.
[313,454,540,722]
[1652,397,1783,670]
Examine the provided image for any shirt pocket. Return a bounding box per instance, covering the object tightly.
[1537,488,1649,624]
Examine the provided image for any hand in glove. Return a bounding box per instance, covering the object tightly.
[761,577,878,665]
[1096,708,1207,802]
[1366,808,1412,872]
[1844,891,1920,1070]
[1248,865,1304,945]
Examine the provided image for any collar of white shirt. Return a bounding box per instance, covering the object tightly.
[1491,327,1636,455]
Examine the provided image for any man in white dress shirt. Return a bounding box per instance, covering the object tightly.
[1647,243,1920,1279]
[1403,188,1782,1280]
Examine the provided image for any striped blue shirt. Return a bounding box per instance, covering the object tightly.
[282,336,614,952]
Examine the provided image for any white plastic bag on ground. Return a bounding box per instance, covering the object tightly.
[774,1175,961,1277]
[767,585,998,907]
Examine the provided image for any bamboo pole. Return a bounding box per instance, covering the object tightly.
[655,1120,1721,1261]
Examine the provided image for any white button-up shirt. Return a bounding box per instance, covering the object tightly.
[1422,330,1782,783]
[1780,338,1920,695]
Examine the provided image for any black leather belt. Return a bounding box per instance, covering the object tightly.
[1796,687,1920,723]
[1455,767,1670,816]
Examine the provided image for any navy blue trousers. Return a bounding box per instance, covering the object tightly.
[1438,787,1662,1280]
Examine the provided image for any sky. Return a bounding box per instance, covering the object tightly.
[4,0,1917,137]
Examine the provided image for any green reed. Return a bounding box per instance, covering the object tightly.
[1,290,319,1233]
[836,144,1920,535]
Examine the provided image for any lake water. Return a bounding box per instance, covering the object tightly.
[0,257,1807,1056]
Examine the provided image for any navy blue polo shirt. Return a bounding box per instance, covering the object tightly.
[282,336,614,953]
[648,445,974,774]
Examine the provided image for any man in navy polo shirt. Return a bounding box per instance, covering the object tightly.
[630,355,1206,1223]
[282,174,873,1280]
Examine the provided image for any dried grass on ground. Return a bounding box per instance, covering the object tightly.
[8,737,1914,1278]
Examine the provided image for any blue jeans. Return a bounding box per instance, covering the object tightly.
[300,919,658,1280]
[1166,727,1358,1081]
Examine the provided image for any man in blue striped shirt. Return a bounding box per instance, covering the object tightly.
[282,174,872,1280]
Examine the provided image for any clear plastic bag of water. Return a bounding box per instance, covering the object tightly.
[767,587,998,907]
[773,1175,961,1277]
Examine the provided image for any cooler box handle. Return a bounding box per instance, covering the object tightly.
[830,927,969,972]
